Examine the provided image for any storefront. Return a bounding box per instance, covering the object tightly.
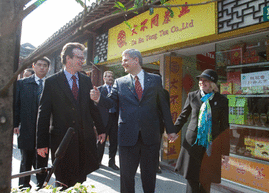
[93,0,269,192]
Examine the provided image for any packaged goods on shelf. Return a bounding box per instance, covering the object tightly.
[254,138,269,161]
[220,82,233,94]
[230,43,246,65]
[227,71,242,94]
[245,146,255,157]
[235,98,248,125]
[244,136,255,147]
[227,95,248,124]
[228,95,237,124]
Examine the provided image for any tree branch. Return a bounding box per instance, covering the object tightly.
[0,0,223,95]
[151,0,222,8]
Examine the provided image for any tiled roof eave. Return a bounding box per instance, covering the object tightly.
[35,0,129,52]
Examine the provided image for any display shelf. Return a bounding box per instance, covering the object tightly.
[230,153,269,165]
[230,124,269,131]
[231,95,269,98]
[226,61,269,69]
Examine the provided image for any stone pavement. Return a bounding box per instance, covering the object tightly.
[12,134,264,192]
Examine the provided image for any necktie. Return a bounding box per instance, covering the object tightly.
[37,79,43,101]
[72,75,79,100]
[107,85,116,113]
[108,85,112,93]
[134,76,143,100]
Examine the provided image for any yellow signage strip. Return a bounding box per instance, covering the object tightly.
[108,0,216,60]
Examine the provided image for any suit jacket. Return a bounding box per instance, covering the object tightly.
[36,70,105,180]
[98,84,118,127]
[14,75,39,150]
[159,89,170,135]
[174,90,230,183]
[99,71,175,146]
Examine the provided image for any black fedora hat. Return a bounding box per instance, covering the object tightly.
[196,69,218,83]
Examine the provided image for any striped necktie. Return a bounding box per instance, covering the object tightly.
[134,76,143,100]
[37,79,43,102]
[72,75,78,100]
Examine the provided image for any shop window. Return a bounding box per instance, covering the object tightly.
[216,31,269,162]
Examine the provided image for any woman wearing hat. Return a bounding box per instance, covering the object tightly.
[174,69,230,193]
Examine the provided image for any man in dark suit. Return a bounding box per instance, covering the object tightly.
[157,88,170,174]
[153,72,171,174]
[90,49,178,193]
[36,42,106,189]
[14,57,51,189]
[97,71,119,170]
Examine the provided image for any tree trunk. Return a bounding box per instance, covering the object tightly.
[0,1,23,192]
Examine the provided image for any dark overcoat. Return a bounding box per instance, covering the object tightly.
[174,90,230,184]
[14,75,39,150]
[36,71,105,184]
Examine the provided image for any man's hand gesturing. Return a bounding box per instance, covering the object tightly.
[90,86,101,103]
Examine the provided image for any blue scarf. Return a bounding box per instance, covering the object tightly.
[194,91,214,156]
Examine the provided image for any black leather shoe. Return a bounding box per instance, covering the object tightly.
[19,184,32,189]
[156,167,162,174]
[109,163,120,170]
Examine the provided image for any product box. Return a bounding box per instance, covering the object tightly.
[228,71,241,82]
[235,98,248,125]
[243,52,249,58]
[233,83,242,94]
[246,57,252,64]
[227,71,242,94]
[242,58,247,64]
[246,146,255,157]
[252,56,260,63]
[250,50,257,57]
[227,95,237,124]
[220,82,233,94]
[244,136,255,147]
[254,138,269,161]
[230,44,246,65]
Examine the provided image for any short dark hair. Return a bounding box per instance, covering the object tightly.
[61,42,85,65]
[122,49,143,66]
[24,68,34,75]
[103,71,113,77]
[33,56,51,66]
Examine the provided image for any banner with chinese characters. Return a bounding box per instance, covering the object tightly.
[222,156,269,192]
[107,0,216,60]
[163,56,183,160]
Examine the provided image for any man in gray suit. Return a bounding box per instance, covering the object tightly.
[90,49,178,193]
